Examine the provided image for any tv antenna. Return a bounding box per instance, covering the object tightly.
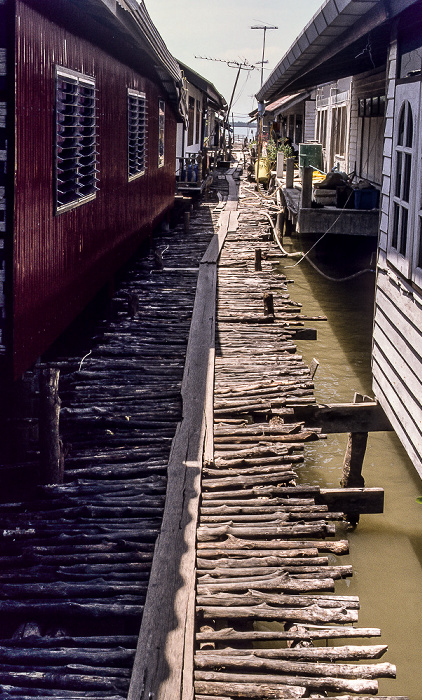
[250,24,278,86]
[195,57,255,156]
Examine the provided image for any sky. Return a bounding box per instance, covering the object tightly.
[145,0,323,120]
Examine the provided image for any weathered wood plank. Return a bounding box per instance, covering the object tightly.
[127,262,217,699]
[295,400,392,432]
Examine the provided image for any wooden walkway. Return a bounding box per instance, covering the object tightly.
[0,198,219,698]
[130,158,408,699]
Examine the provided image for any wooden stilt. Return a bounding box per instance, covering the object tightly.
[309,358,319,379]
[39,367,63,485]
[255,249,262,271]
[301,166,313,209]
[285,158,295,189]
[263,292,274,317]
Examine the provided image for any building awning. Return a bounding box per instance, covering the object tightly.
[256,0,420,104]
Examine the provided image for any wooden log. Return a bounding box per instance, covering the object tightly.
[254,249,262,272]
[197,603,358,624]
[197,534,349,554]
[309,358,319,379]
[195,680,306,698]
[0,669,128,692]
[263,293,274,317]
[197,553,323,567]
[300,166,313,210]
[202,471,298,490]
[194,654,395,679]
[194,670,378,694]
[285,159,295,189]
[195,644,389,662]
[197,577,335,594]
[39,368,63,485]
[196,591,360,610]
[195,627,382,643]
[197,522,335,541]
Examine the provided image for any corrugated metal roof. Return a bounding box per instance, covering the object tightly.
[258,0,422,103]
[257,0,380,102]
[178,61,227,111]
[72,0,185,115]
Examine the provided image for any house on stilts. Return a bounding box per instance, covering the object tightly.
[256,0,422,476]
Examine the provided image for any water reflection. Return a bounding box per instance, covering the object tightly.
[278,233,422,699]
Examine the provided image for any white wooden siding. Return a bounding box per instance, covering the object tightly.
[304,99,316,142]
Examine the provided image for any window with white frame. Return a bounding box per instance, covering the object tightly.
[128,89,147,179]
[316,109,327,147]
[196,99,201,145]
[158,99,165,167]
[187,96,195,146]
[55,68,98,211]
[332,105,347,158]
[387,82,421,280]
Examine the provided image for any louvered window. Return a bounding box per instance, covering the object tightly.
[55,69,98,211]
[128,90,147,179]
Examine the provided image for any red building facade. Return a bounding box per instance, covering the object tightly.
[1,0,182,380]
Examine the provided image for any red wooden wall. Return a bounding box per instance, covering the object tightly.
[13,1,177,379]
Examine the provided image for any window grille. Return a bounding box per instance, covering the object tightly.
[55,69,98,211]
[128,90,147,179]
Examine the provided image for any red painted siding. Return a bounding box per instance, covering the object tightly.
[13,1,177,378]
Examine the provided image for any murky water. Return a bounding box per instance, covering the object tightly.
[278,233,422,699]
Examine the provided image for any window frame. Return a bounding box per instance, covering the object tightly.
[127,89,147,181]
[332,105,348,159]
[387,82,421,279]
[55,66,98,214]
[187,96,195,147]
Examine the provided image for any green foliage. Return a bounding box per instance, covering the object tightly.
[265,138,293,168]
[416,497,422,504]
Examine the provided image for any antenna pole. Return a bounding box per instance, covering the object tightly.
[250,24,278,87]
[195,57,255,161]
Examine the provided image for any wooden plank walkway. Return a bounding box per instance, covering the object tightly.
[128,158,408,699]
[193,172,405,698]
[0,198,220,699]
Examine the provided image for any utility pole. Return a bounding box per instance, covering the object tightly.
[195,57,255,160]
[250,24,278,87]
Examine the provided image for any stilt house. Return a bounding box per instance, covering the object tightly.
[257,0,422,475]
[176,61,227,192]
[0,0,185,386]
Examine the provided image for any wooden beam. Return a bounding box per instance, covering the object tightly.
[316,488,384,515]
[292,401,392,433]
[128,178,235,700]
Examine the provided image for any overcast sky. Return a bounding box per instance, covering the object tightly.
[146,0,323,119]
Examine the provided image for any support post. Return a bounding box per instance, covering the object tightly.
[184,211,190,233]
[285,157,295,189]
[341,393,369,525]
[254,248,262,271]
[301,165,313,209]
[276,151,284,177]
[39,367,63,485]
[276,210,284,242]
[263,292,274,316]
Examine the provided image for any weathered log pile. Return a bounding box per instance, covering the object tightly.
[194,173,407,699]
[0,199,219,698]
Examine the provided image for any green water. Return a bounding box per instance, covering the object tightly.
[278,233,422,699]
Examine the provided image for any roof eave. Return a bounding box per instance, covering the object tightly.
[256,0,420,103]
